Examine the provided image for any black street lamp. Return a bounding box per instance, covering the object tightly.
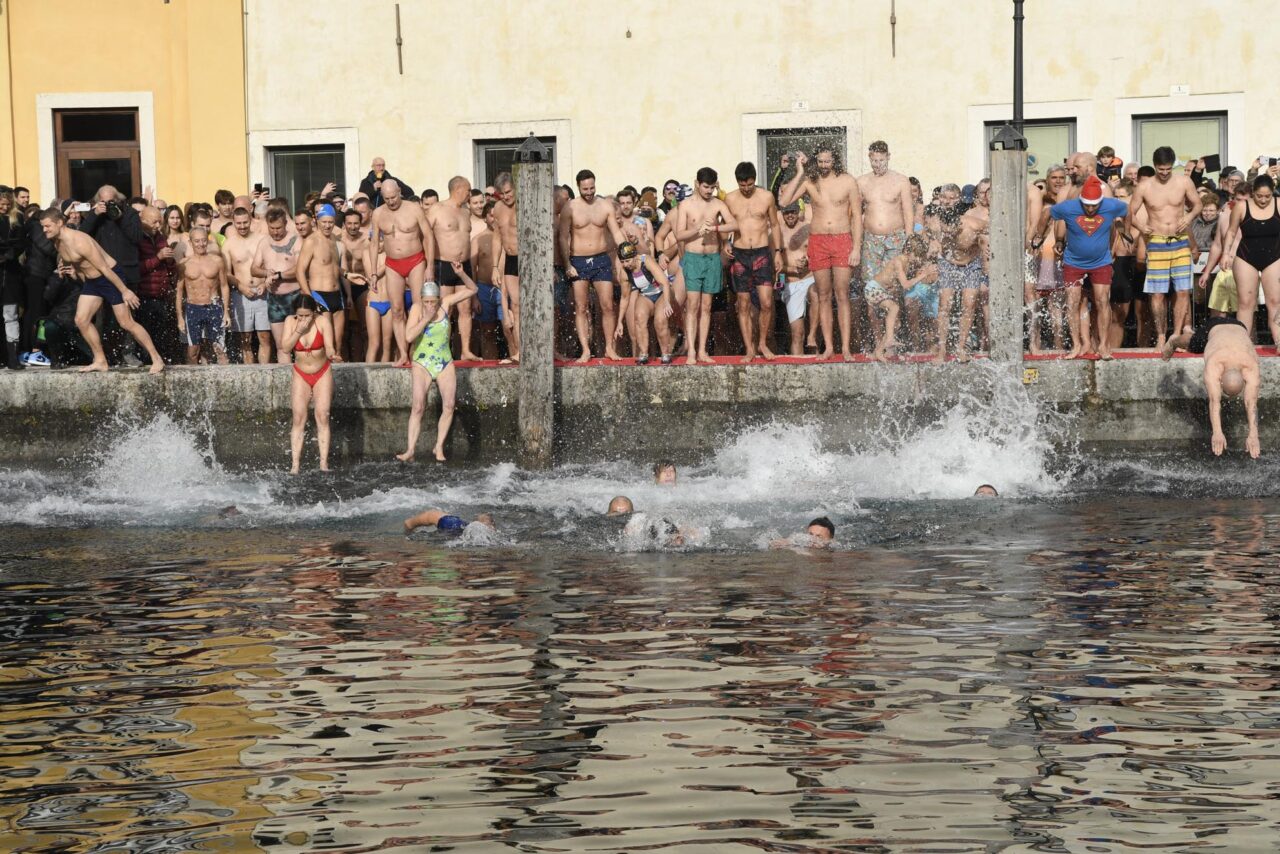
[990,0,1027,152]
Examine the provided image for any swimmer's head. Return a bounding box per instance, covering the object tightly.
[807,516,835,542]
[607,496,634,516]
[1222,368,1245,398]
[974,484,999,497]
[420,281,441,301]
[653,462,677,485]
[475,513,496,529]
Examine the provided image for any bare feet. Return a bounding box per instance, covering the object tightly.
[872,349,887,363]
[148,360,164,374]
[604,349,621,361]
[289,465,300,475]
[1064,348,1083,360]
[574,350,592,364]
[740,352,757,364]
[760,347,777,361]
[842,350,856,363]
[697,352,715,365]
[686,353,697,366]
[820,349,835,361]
[931,351,946,365]
[79,361,109,373]
[395,450,414,462]
[394,358,410,368]
[319,463,330,472]
[460,350,480,361]
[956,351,972,364]
[1160,338,1178,361]
[1029,344,1043,356]
[433,447,446,462]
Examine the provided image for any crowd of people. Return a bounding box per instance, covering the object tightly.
[1,142,1276,465]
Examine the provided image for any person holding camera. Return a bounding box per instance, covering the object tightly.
[80,185,149,366]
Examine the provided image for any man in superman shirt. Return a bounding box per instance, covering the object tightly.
[1051,175,1128,359]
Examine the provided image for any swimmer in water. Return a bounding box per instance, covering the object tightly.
[654,461,677,485]
[607,496,634,516]
[404,508,496,534]
[770,516,835,550]
[974,484,999,497]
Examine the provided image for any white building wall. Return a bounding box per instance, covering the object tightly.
[246,0,1279,194]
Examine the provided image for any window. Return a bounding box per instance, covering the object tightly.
[757,127,847,187]
[267,146,345,211]
[985,119,1076,179]
[474,137,557,189]
[1134,112,1227,177]
[54,109,140,201]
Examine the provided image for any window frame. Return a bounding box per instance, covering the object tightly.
[1131,110,1228,174]
[983,117,1077,179]
[265,144,347,211]
[472,137,558,190]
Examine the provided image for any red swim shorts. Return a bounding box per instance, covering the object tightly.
[807,232,853,272]
[1061,263,1113,288]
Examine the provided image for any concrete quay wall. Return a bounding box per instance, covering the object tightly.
[0,358,1263,467]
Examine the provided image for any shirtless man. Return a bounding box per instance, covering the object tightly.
[779,146,864,361]
[491,173,521,362]
[672,167,737,365]
[778,202,815,356]
[251,208,302,364]
[470,201,506,360]
[426,177,477,360]
[468,190,489,238]
[175,227,231,365]
[211,190,235,235]
[930,183,986,362]
[40,209,165,373]
[369,179,436,366]
[616,188,656,257]
[856,140,915,353]
[558,169,629,362]
[1124,145,1203,349]
[297,204,346,361]
[222,207,269,363]
[1162,317,1260,458]
[340,208,373,360]
[724,161,782,362]
[1066,152,1115,200]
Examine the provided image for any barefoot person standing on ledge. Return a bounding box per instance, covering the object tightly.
[673,167,737,365]
[282,295,335,474]
[779,146,864,361]
[398,270,476,463]
[40,208,164,374]
[1162,316,1260,458]
[370,179,436,366]
[724,161,782,363]
[559,169,629,363]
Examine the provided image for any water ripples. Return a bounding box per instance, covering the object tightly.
[2,500,1279,851]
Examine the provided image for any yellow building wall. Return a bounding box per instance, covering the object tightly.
[2,0,246,204]
[245,0,1278,195]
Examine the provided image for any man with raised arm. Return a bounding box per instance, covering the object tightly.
[369,179,436,366]
[673,167,738,365]
[40,208,164,373]
[1162,317,1260,459]
[1124,145,1203,350]
[724,161,782,362]
[779,146,863,360]
[491,172,521,361]
[558,169,628,362]
[426,177,478,360]
[856,140,915,354]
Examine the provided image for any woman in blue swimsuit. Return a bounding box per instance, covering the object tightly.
[396,263,476,462]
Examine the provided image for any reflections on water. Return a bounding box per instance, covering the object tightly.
[2,500,1279,851]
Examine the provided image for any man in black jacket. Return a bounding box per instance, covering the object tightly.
[80,185,144,364]
[358,157,414,208]
[20,210,59,366]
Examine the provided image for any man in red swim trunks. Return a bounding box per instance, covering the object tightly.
[779,146,864,360]
[369,179,436,366]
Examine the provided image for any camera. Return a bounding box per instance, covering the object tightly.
[104,199,124,220]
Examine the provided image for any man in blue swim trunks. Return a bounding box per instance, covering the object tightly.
[41,208,165,373]
[403,508,497,535]
[559,169,630,362]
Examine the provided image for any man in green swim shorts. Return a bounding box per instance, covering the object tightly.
[673,167,737,365]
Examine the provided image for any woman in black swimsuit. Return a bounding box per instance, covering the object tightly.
[1223,175,1280,343]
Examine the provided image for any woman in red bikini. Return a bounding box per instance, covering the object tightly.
[282,295,336,474]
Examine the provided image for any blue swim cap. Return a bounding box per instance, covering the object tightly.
[316,203,336,219]
[436,515,467,532]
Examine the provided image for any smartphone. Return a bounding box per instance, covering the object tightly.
[1270,158,1278,167]
[74,203,91,213]
[253,182,263,193]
